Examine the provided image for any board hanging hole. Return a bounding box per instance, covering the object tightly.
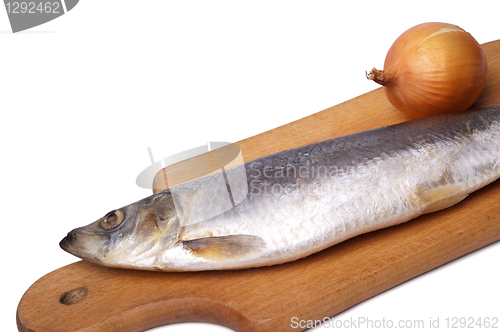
[59,286,88,305]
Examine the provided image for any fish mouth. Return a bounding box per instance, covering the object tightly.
[59,230,99,262]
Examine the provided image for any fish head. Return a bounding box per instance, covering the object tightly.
[59,190,182,269]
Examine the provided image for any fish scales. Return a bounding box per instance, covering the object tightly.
[60,106,500,271]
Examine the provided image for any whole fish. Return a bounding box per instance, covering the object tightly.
[60,106,500,271]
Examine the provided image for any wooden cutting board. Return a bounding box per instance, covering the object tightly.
[17,40,500,332]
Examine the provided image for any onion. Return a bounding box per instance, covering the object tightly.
[367,22,487,119]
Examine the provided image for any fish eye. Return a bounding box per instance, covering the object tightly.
[101,210,125,229]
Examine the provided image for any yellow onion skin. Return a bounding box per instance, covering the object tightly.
[368,22,487,119]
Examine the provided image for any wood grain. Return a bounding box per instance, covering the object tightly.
[17,39,500,332]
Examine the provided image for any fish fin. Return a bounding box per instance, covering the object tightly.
[183,235,265,261]
[418,185,468,214]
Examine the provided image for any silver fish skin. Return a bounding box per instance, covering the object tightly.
[60,106,500,271]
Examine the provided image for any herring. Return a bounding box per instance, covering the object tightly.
[60,106,500,271]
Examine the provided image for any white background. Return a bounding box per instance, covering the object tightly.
[2,1,499,331]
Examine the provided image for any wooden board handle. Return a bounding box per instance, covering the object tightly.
[17,39,500,332]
